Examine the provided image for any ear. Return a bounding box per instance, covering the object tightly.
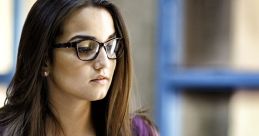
[41,59,50,77]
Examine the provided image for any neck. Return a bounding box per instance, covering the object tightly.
[47,89,95,136]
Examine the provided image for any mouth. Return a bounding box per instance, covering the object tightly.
[90,75,109,85]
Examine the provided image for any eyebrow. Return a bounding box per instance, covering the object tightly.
[68,32,116,42]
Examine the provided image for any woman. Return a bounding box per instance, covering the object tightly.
[0,0,158,135]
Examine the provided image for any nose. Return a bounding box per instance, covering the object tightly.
[93,47,110,70]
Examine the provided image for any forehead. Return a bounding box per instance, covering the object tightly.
[57,6,115,42]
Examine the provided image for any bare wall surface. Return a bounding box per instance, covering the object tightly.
[112,0,157,118]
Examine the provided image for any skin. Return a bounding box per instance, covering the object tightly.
[45,7,116,136]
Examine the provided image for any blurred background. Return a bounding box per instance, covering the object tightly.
[1,0,259,136]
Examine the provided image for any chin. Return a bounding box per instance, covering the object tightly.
[87,91,108,101]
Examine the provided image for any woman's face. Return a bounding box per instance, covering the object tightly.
[47,7,116,101]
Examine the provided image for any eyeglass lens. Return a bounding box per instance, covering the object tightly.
[77,38,120,60]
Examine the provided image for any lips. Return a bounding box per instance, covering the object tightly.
[90,75,109,84]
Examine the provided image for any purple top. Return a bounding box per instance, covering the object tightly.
[132,115,159,136]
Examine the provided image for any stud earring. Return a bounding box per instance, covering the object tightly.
[44,71,49,77]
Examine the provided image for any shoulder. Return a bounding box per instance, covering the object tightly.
[132,115,160,136]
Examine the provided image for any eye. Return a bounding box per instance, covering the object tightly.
[77,40,98,53]
[106,40,117,50]
[77,47,92,53]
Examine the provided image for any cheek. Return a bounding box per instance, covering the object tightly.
[50,51,92,94]
[53,61,90,86]
[110,60,117,79]
[52,50,89,82]
[48,51,117,101]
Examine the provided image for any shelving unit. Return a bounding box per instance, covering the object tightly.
[0,0,34,85]
[156,0,259,136]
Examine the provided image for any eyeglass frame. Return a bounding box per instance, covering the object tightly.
[53,36,123,61]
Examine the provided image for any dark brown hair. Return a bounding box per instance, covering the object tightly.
[0,0,132,135]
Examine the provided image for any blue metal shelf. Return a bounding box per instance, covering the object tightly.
[156,0,259,135]
[167,70,259,89]
[155,0,184,135]
[0,74,13,84]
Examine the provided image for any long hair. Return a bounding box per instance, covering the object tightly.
[0,0,132,135]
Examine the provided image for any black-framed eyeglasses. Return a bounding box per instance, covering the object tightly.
[53,37,123,61]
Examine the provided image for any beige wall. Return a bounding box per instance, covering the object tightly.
[0,1,13,75]
[112,0,157,117]
[0,1,13,107]
[230,91,259,136]
[0,85,6,107]
[231,0,259,71]
[230,0,259,136]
